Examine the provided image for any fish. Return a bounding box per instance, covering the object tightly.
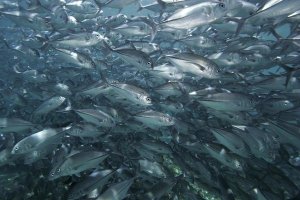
[95,178,134,200]
[133,110,175,129]
[11,127,70,155]
[160,1,240,30]
[74,109,116,127]
[138,159,167,178]
[33,96,67,116]
[0,0,300,200]
[65,0,100,14]
[68,169,115,200]
[140,176,180,200]
[166,53,221,79]
[47,31,107,48]
[103,42,154,70]
[211,128,251,158]
[53,48,97,69]
[204,143,245,172]
[197,93,257,111]
[49,150,108,180]
[0,118,34,133]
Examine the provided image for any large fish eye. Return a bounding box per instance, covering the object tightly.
[219,3,225,8]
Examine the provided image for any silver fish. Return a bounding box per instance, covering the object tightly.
[75,109,116,127]
[34,96,66,116]
[11,127,69,155]
[160,1,240,29]
[133,110,175,129]
[198,93,257,111]
[166,53,221,79]
[68,169,115,200]
[49,151,108,180]
[95,178,134,200]
[0,118,34,133]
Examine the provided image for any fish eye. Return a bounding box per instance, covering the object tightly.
[147,61,152,65]
[146,97,151,102]
[56,168,61,173]
[51,172,55,176]
[14,147,19,151]
[219,3,225,8]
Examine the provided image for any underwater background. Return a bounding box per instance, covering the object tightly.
[1,0,300,200]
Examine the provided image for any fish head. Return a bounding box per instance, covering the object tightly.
[141,58,154,69]
[48,166,62,180]
[91,31,105,43]
[205,64,221,79]
[11,142,33,155]
[212,1,229,17]
[219,0,243,12]
[139,95,152,106]
[231,158,245,172]
[160,114,175,126]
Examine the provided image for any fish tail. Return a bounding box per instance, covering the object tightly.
[157,0,166,10]
[227,17,245,37]
[94,0,113,8]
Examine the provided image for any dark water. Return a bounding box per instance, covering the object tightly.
[0,0,300,200]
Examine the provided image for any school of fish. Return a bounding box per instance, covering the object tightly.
[0,0,300,199]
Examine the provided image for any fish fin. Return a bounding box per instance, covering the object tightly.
[67,150,81,158]
[270,28,282,41]
[135,16,158,42]
[137,3,143,12]
[55,108,73,114]
[124,40,136,50]
[157,0,166,10]
[94,0,113,8]
[38,35,52,51]
[278,64,296,88]
[225,17,245,37]
[185,62,205,71]
[102,40,114,52]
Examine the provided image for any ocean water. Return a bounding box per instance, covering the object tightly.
[0,0,300,200]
